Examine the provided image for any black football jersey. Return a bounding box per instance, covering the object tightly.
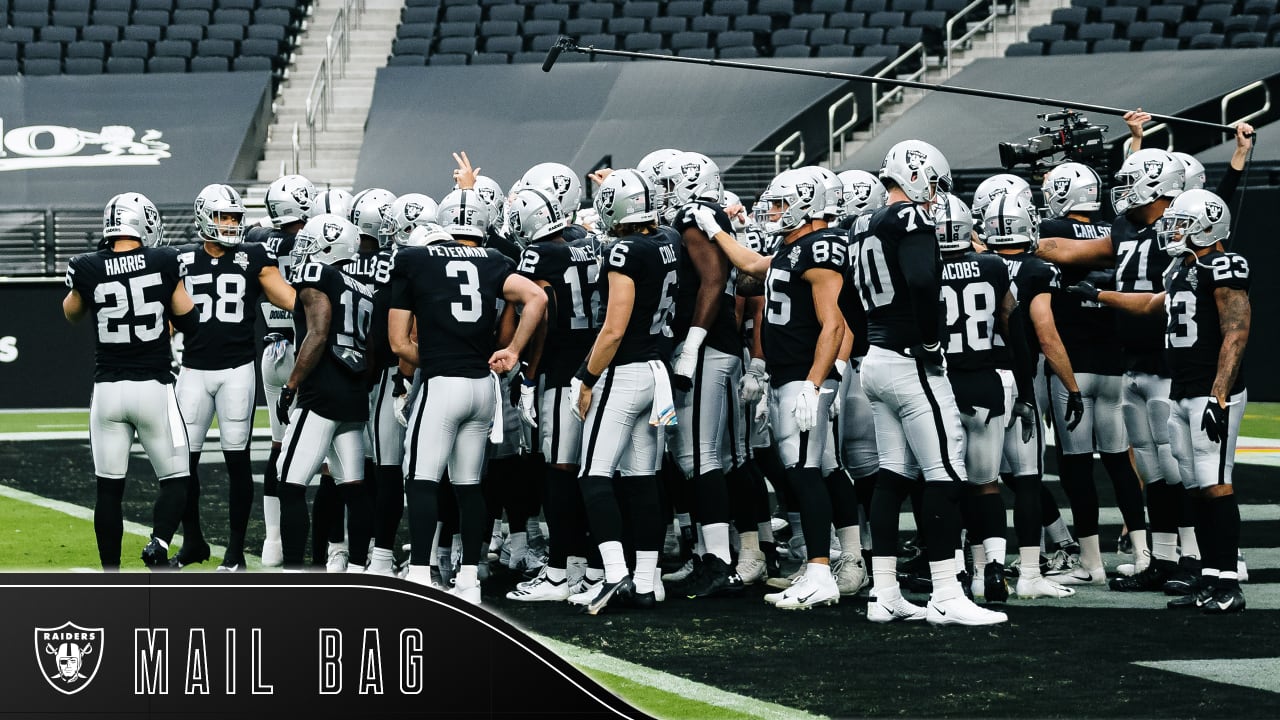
[763,228,847,386]
[291,261,374,422]
[66,245,183,384]
[855,201,941,351]
[343,246,397,372]
[1163,250,1249,400]
[176,242,276,370]
[390,243,514,379]
[517,237,601,386]
[839,215,872,359]
[940,251,1010,372]
[598,228,680,367]
[1109,213,1168,366]
[486,229,524,263]
[1041,217,1121,375]
[997,250,1060,362]
[670,201,740,354]
[250,226,298,340]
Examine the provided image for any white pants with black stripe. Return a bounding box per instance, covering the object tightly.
[490,372,527,460]
[1168,392,1245,489]
[1124,371,1180,484]
[860,346,967,483]
[176,362,256,453]
[1050,372,1127,456]
[366,366,406,466]
[671,345,743,477]
[838,361,879,478]
[261,343,295,443]
[403,375,495,486]
[769,379,838,470]
[997,369,1044,477]
[90,379,189,481]
[539,382,584,466]
[580,363,664,478]
[959,406,1005,485]
[277,408,365,486]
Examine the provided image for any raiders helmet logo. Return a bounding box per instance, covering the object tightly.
[323,222,342,242]
[796,182,815,203]
[852,182,872,201]
[143,204,160,231]
[1204,201,1223,223]
[598,187,616,213]
[291,186,311,208]
[377,203,392,221]
[904,149,926,170]
[507,209,522,235]
[404,202,423,222]
[1143,160,1163,179]
[552,175,572,195]
[194,197,206,212]
[681,162,702,181]
[35,622,103,696]
[1052,177,1071,196]
[477,187,496,203]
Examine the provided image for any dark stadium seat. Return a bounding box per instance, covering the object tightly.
[107,56,147,72]
[1177,21,1214,43]
[1004,41,1043,56]
[810,28,847,45]
[624,32,662,50]
[771,28,808,46]
[860,43,900,59]
[56,0,92,11]
[11,13,50,30]
[1048,39,1088,54]
[774,44,811,56]
[1189,32,1225,49]
[484,35,523,53]
[530,34,559,51]
[892,0,928,12]
[153,39,194,58]
[148,56,188,71]
[1077,22,1116,42]
[621,0,660,18]
[577,2,615,20]
[886,25,923,48]
[39,26,79,44]
[0,43,17,61]
[1232,31,1267,47]
[718,45,759,57]
[1091,38,1131,52]
[23,58,64,75]
[678,47,717,58]
[847,27,885,46]
[91,10,130,26]
[82,25,122,43]
[53,11,92,27]
[219,0,256,11]
[96,0,132,11]
[137,0,176,12]
[930,0,967,13]
[789,14,827,30]
[608,17,645,34]
[437,36,477,54]
[0,59,20,73]
[817,44,856,56]
[733,15,773,33]
[1245,0,1278,16]
[123,25,163,43]
[1050,7,1088,36]
[670,31,710,49]
[1223,15,1261,40]
[481,20,518,36]
[1028,24,1066,44]
[712,0,748,16]
[715,30,756,48]
[756,0,794,16]
[1098,7,1137,31]
[166,24,205,43]
[667,0,705,18]
[23,42,63,61]
[387,54,427,66]
[207,24,246,42]
[565,18,604,34]
[444,4,482,22]
[232,56,273,72]
[522,19,562,35]
[171,9,211,25]
[1143,6,1183,29]
[212,7,249,24]
[112,39,152,58]
[578,33,617,49]
[829,11,866,29]
[692,15,729,33]
[1125,21,1164,43]
[1111,0,1149,9]
[813,0,848,12]
[472,52,508,64]
[67,41,106,59]
[191,56,229,72]
[851,0,886,12]
[649,16,688,35]
[401,7,437,24]
[489,5,525,22]
[438,21,478,36]
[427,52,468,65]
[1195,4,1232,30]
[1141,37,1179,51]
[868,11,905,28]
[1069,0,1105,20]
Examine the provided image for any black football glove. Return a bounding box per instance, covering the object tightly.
[1009,398,1037,444]
[1065,391,1084,431]
[277,385,297,427]
[1067,281,1100,302]
[907,342,945,377]
[1202,399,1228,444]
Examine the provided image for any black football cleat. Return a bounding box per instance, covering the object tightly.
[583,575,635,616]
[169,539,212,569]
[686,555,745,598]
[1162,557,1201,596]
[1109,559,1175,592]
[984,561,1010,602]
[141,538,171,570]
[1201,585,1246,615]
[1167,580,1215,610]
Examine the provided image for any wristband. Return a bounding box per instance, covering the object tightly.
[575,364,600,389]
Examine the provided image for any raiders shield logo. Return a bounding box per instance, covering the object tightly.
[905,149,926,170]
[291,186,311,208]
[598,187,616,213]
[477,187,496,203]
[234,251,249,270]
[507,209,522,235]
[681,162,702,181]
[1204,201,1223,223]
[852,182,872,201]
[1052,177,1071,197]
[323,222,342,242]
[787,245,802,267]
[796,182,815,204]
[194,197,206,212]
[1143,160,1163,179]
[35,622,103,695]
[404,202,423,222]
[142,204,160,232]
[552,175,572,196]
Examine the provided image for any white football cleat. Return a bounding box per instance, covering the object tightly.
[260,538,284,568]
[773,572,840,610]
[1052,565,1106,585]
[653,576,666,602]
[1238,552,1249,582]
[366,552,396,577]
[567,577,604,606]
[345,565,365,574]
[1015,576,1076,599]
[325,546,349,573]
[449,581,482,605]
[766,564,805,591]
[736,548,767,585]
[833,556,869,596]
[926,594,1008,626]
[403,565,442,589]
[506,571,569,602]
[662,558,696,583]
[866,595,927,623]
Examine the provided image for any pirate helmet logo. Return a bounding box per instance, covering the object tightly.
[194,197,206,212]
[681,162,701,181]
[796,182,815,204]
[477,187,496,203]
[598,187,616,213]
[35,622,104,696]
[507,209,522,235]
[143,204,160,231]
[852,182,872,201]
[1143,160,1163,179]
[552,175,572,195]
[323,222,342,242]
[404,202,423,222]
[1052,177,1071,196]
[291,186,311,208]
[904,149,926,171]
[1204,201,1223,223]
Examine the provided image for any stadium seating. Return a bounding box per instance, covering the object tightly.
[1010,0,1280,56]
[1,0,309,76]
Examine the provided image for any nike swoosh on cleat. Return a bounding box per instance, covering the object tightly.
[1216,600,1234,611]
[934,607,946,616]
[797,591,818,603]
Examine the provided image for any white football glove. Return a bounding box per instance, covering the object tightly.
[739,358,769,405]
[392,370,412,428]
[793,383,820,432]
[518,382,537,428]
[672,327,707,392]
[568,377,586,421]
[691,205,725,239]
[753,391,769,426]
[263,333,291,363]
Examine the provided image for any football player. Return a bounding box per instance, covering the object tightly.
[696,168,846,611]
[170,184,295,572]
[572,169,680,615]
[390,183,547,604]
[1070,189,1249,613]
[273,215,375,573]
[64,193,198,569]
[250,174,316,566]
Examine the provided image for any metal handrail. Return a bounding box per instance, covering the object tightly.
[871,42,928,134]
[774,131,806,173]
[1222,80,1271,127]
[302,0,363,174]
[291,122,300,176]
[946,0,1000,79]
[827,92,859,167]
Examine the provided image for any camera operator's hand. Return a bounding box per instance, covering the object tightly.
[1124,108,1151,152]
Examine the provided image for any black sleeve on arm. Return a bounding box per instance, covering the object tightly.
[1214,166,1242,204]
[898,230,941,345]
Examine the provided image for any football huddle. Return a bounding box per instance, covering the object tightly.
[61,116,1254,624]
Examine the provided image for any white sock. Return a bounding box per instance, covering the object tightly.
[1220,570,1238,582]
[676,512,692,531]
[740,531,761,553]
[526,517,544,541]
[694,525,707,557]
[599,541,628,583]
[929,559,962,600]
[1178,526,1200,560]
[1019,546,1042,580]
[1129,529,1150,568]
[757,521,775,544]
[982,537,1007,566]
[1152,532,1178,562]
[634,550,658,593]
[328,541,346,556]
[546,565,567,583]
[1201,567,1220,579]
[586,566,604,582]
[456,565,478,588]
[492,518,504,536]
[806,562,832,582]
[971,544,987,570]
[1045,517,1073,547]
[871,556,899,601]
[837,526,862,558]
[1079,534,1102,571]
[507,531,528,561]
[954,548,965,571]
[262,496,281,538]
[704,522,732,563]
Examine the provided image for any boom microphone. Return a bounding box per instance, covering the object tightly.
[542,36,572,73]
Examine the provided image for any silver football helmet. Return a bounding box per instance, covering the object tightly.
[290,213,360,268]
[349,188,398,247]
[519,163,582,219]
[1112,148,1184,215]
[804,166,844,220]
[971,173,1033,226]
[658,151,723,220]
[837,169,887,217]
[314,188,355,218]
[437,188,491,241]
[389,193,439,246]
[403,222,453,247]
[593,168,658,234]
[194,183,246,246]
[1042,162,1101,218]
[265,174,316,228]
[1171,151,1207,192]
[879,139,951,204]
[1156,188,1230,257]
[933,192,974,253]
[754,168,823,237]
[981,193,1040,249]
[507,187,569,246]
[457,175,505,232]
[103,192,164,247]
[638,148,681,186]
